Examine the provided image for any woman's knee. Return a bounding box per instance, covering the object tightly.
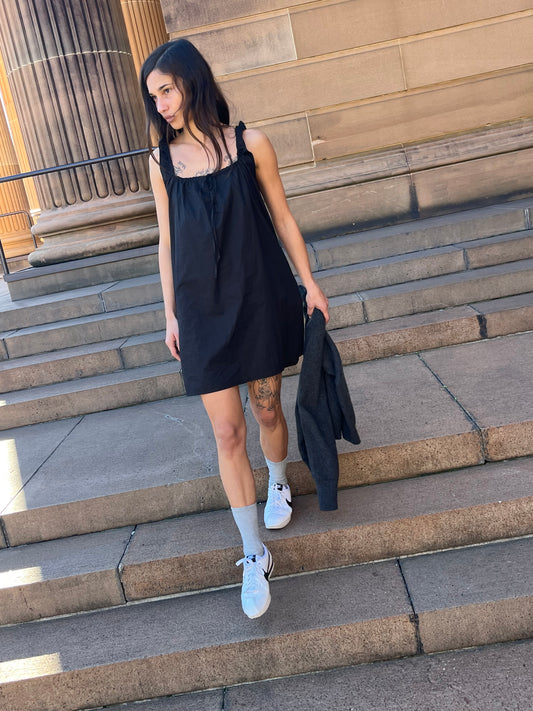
[248,375,283,429]
[253,404,283,430]
[211,418,247,456]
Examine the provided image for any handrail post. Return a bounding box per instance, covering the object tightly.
[0,239,8,276]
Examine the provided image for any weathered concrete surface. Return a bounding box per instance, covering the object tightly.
[0,361,184,429]
[246,353,483,500]
[3,302,165,359]
[0,340,126,393]
[0,283,109,332]
[120,458,533,600]
[224,639,533,711]
[5,246,159,300]
[0,562,415,711]
[472,292,533,338]
[327,292,365,330]
[0,419,82,518]
[100,274,162,311]
[401,537,533,653]
[315,246,465,297]
[311,200,531,270]
[0,527,132,624]
[331,305,482,364]
[422,332,533,460]
[103,691,223,711]
[0,394,224,545]
[462,230,533,269]
[359,258,533,321]
[1,348,486,544]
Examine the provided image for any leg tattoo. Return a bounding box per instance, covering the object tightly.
[249,374,282,412]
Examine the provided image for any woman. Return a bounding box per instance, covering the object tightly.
[140,39,329,619]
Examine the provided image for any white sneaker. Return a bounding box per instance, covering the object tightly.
[264,483,292,529]
[236,545,274,619]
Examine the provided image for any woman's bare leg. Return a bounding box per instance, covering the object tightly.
[247,374,287,462]
[248,374,292,530]
[201,386,256,507]
[202,385,273,618]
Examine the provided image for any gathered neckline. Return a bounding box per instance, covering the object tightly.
[171,154,239,182]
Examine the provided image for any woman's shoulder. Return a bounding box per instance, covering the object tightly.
[241,126,270,149]
[240,126,275,165]
[148,147,165,182]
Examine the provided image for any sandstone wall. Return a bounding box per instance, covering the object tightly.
[161,0,533,173]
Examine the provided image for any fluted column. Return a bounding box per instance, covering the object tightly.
[0,0,157,266]
[121,0,168,74]
[0,52,39,217]
[0,97,34,259]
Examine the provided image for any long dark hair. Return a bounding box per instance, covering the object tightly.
[140,39,231,171]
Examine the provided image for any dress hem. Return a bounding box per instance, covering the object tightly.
[183,357,301,397]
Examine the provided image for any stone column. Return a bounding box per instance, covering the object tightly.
[0,52,40,217]
[0,96,34,259]
[0,0,157,267]
[121,0,168,74]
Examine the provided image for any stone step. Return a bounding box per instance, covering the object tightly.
[1,332,531,545]
[332,293,533,366]
[3,222,532,335]
[328,257,533,328]
[4,243,159,301]
[0,203,532,331]
[96,639,533,711]
[0,270,163,336]
[0,273,163,334]
[310,195,531,266]
[1,458,531,625]
[0,332,170,393]
[4,196,531,301]
[1,301,166,359]
[0,361,184,430]
[314,221,533,272]
[0,283,113,333]
[3,251,533,364]
[0,536,530,711]
[3,291,533,394]
[315,230,533,298]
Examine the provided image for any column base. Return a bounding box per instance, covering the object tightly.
[28,192,158,266]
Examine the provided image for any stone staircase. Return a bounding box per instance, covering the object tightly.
[0,199,532,710]
[1,199,533,430]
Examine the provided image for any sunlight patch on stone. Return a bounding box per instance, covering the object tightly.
[0,566,44,588]
[0,437,26,512]
[0,653,63,682]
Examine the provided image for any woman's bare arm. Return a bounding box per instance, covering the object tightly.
[150,153,181,359]
[244,128,329,322]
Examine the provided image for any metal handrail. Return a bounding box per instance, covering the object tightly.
[0,147,151,275]
[0,147,150,184]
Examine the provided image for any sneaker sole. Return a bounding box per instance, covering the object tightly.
[264,512,292,529]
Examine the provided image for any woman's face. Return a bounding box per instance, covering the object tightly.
[146,70,185,130]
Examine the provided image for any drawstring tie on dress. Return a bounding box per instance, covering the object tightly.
[205,173,221,279]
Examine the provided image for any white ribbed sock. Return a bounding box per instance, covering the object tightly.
[231,503,264,557]
[265,455,288,487]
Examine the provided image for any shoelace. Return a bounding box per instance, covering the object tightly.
[236,555,265,594]
[267,485,289,511]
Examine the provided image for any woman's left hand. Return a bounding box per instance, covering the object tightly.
[305,280,329,324]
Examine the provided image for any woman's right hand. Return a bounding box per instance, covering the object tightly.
[165,317,181,360]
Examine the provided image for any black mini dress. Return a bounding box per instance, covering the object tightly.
[158,122,304,396]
